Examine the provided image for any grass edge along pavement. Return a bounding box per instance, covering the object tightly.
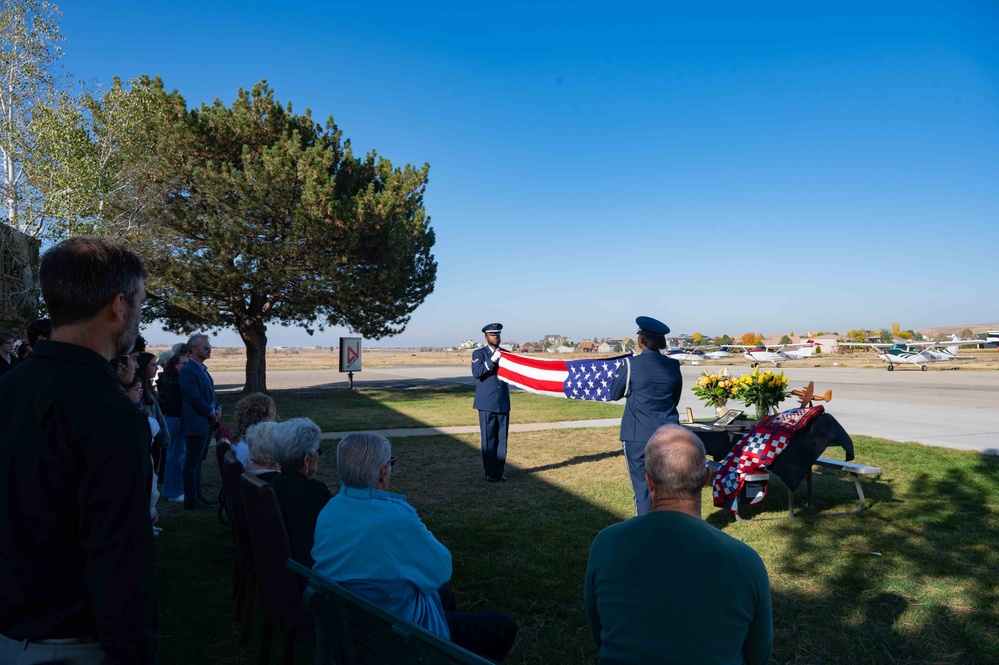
[159,389,999,664]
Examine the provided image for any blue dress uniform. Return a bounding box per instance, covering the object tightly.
[609,317,683,515]
[471,323,511,482]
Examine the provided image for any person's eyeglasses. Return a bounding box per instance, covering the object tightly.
[315,448,324,456]
[389,456,396,468]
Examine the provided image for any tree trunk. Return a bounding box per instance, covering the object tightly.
[238,319,268,394]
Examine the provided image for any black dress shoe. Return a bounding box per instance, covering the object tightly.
[485,475,508,483]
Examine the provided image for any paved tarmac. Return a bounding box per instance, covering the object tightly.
[214,363,999,455]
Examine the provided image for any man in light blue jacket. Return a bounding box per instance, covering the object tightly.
[179,334,220,510]
[313,433,517,662]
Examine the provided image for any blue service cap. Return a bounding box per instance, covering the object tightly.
[636,316,670,335]
[482,323,504,334]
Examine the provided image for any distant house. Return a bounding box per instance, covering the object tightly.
[597,341,620,353]
[542,334,573,349]
[575,340,598,353]
[519,343,542,353]
[458,339,479,350]
[555,345,575,353]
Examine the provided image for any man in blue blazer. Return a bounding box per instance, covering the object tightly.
[179,334,221,510]
[471,323,511,482]
[609,316,683,515]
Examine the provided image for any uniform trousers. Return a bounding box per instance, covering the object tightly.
[622,439,651,516]
[477,411,509,480]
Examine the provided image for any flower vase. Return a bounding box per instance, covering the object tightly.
[715,403,729,419]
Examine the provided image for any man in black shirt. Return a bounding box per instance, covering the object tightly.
[0,237,158,664]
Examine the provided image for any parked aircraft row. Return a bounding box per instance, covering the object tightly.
[664,335,984,371]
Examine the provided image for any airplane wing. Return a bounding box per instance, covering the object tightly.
[913,339,981,349]
[839,342,892,348]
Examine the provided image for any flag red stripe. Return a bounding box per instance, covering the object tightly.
[497,366,565,395]
[497,352,568,371]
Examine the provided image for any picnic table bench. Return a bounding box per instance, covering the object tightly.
[287,559,493,665]
[707,457,882,519]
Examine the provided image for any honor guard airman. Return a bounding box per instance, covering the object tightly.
[608,316,683,514]
[471,323,510,482]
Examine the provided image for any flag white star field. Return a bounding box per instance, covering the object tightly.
[496,351,632,401]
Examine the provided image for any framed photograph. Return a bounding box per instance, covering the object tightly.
[713,409,744,427]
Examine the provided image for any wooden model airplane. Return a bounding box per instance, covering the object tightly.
[791,381,832,408]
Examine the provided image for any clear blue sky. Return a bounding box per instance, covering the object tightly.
[59,1,998,347]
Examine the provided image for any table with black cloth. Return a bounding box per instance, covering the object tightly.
[684,413,857,516]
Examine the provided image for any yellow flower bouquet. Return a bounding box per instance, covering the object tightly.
[731,367,790,420]
[691,370,735,408]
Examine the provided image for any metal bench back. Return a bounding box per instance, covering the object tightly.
[288,560,491,665]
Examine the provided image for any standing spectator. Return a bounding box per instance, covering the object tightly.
[584,425,772,665]
[158,353,188,502]
[179,334,221,510]
[0,237,157,664]
[26,317,53,346]
[137,352,170,480]
[0,332,18,377]
[608,316,683,515]
[471,322,511,482]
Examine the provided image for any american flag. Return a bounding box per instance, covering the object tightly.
[496,351,632,401]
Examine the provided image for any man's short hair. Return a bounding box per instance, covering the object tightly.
[268,418,322,470]
[645,426,707,501]
[638,331,667,351]
[26,318,52,345]
[0,331,14,344]
[39,237,147,328]
[337,432,391,489]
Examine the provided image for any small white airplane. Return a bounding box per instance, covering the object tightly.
[728,341,818,368]
[840,336,979,371]
[663,347,734,363]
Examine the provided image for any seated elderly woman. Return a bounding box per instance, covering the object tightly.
[312,433,517,663]
[243,421,281,482]
[268,418,332,569]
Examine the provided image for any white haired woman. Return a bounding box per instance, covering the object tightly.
[243,421,281,482]
[312,433,517,662]
[268,418,332,568]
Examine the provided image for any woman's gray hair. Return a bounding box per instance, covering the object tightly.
[245,421,279,465]
[337,432,392,489]
[268,418,322,470]
[645,425,706,500]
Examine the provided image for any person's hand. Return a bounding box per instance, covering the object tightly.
[491,349,502,363]
[213,410,222,423]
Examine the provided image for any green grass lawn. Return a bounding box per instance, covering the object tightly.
[158,388,999,664]
[218,386,625,431]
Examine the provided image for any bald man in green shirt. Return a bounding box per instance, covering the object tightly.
[584,426,773,665]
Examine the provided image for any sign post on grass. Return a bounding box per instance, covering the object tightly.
[339,337,362,390]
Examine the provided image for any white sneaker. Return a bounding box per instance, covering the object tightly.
[166,495,185,503]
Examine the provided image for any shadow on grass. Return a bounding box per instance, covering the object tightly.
[156,392,999,665]
[763,446,999,664]
[158,389,628,665]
